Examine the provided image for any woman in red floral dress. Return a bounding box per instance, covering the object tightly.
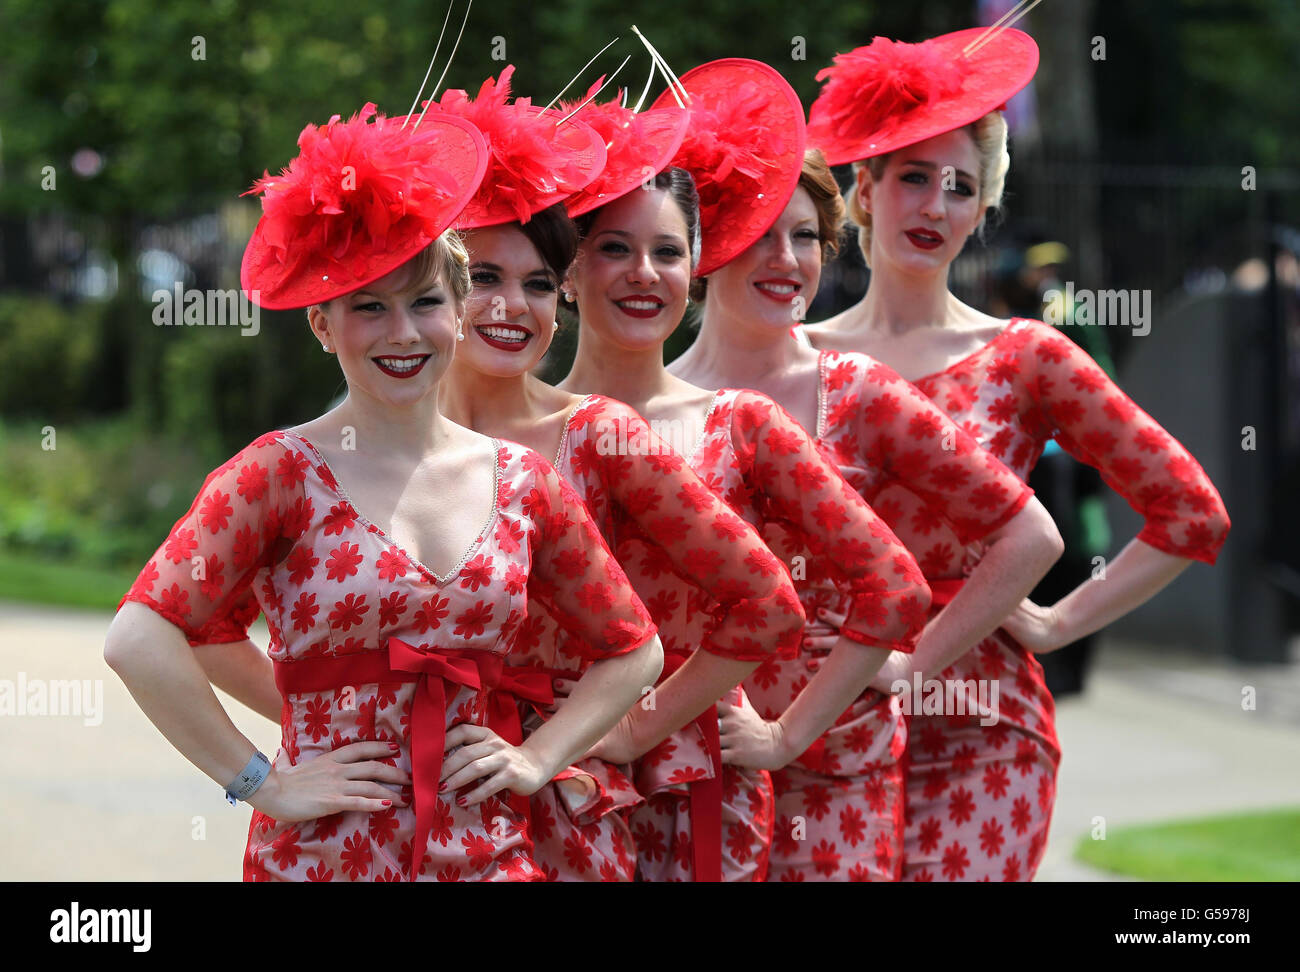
[432,71,806,880]
[655,59,1061,881]
[554,60,936,883]
[799,27,1231,879]
[104,103,664,881]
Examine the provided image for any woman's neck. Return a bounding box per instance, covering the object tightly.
[845,260,961,335]
[683,296,801,390]
[441,359,561,436]
[562,321,676,413]
[325,388,453,459]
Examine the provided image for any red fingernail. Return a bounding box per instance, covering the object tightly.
[438,781,446,792]
[381,800,392,807]
[389,742,400,751]
[456,796,466,807]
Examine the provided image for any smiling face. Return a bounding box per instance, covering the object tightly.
[457,224,560,377]
[857,128,989,276]
[705,186,823,332]
[307,256,461,409]
[567,187,693,352]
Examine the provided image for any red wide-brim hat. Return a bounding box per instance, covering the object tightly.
[651,58,807,278]
[561,93,690,218]
[426,67,608,229]
[240,105,488,310]
[808,27,1039,166]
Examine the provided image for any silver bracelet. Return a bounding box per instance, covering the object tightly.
[224,751,271,806]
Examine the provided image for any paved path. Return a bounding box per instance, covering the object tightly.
[3,602,1297,881]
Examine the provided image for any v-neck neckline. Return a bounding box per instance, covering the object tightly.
[686,390,723,467]
[282,429,502,587]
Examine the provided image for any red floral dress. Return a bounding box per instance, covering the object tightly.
[510,394,807,881]
[799,319,1230,880]
[763,339,1034,880]
[623,388,930,881]
[120,429,656,881]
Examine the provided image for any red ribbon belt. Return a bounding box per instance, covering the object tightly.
[274,640,563,881]
[661,650,723,883]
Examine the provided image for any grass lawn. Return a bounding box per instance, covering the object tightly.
[1075,807,1300,881]
[0,549,138,611]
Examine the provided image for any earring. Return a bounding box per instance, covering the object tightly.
[322,344,333,353]
[562,291,575,303]
[456,325,465,342]
[551,320,559,331]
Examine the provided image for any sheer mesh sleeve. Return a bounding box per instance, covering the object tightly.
[1018,321,1230,563]
[728,390,931,651]
[119,432,309,645]
[522,451,658,661]
[833,354,1033,544]
[586,398,806,662]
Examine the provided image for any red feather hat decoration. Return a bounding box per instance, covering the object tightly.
[425,66,608,228]
[240,104,488,310]
[651,59,807,278]
[558,81,690,218]
[808,27,1039,166]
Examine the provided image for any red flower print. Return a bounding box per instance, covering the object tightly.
[494,518,525,554]
[676,480,716,513]
[988,395,1019,424]
[1010,795,1033,835]
[277,451,310,488]
[802,785,832,821]
[552,547,590,579]
[236,462,269,502]
[340,830,370,879]
[811,839,841,877]
[198,554,225,602]
[983,763,1010,800]
[940,840,970,880]
[270,826,302,869]
[322,502,357,536]
[413,594,450,632]
[838,804,866,847]
[158,583,191,620]
[632,820,666,862]
[304,862,333,882]
[325,541,362,582]
[453,601,493,639]
[789,461,829,492]
[291,592,319,633]
[199,490,233,533]
[576,582,613,612]
[164,528,198,564]
[1014,738,1039,776]
[458,554,494,592]
[726,822,756,863]
[134,560,159,595]
[916,816,944,855]
[304,695,331,742]
[948,786,976,825]
[979,818,1005,858]
[928,463,972,491]
[743,547,781,577]
[328,593,368,631]
[462,833,496,871]
[813,500,849,532]
[375,548,409,582]
[1002,853,1022,882]
[762,426,802,456]
[285,545,319,586]
[503,562,527,595]
[378,591,408,628]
